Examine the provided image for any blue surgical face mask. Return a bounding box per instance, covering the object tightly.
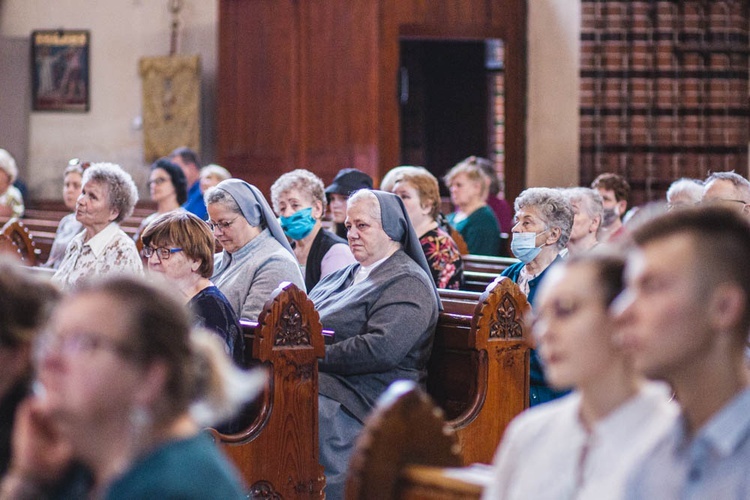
[510,229,548,264]
[279,207,316,240]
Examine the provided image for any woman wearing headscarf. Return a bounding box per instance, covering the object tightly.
[204,179,305,321]
[308,189,441,499]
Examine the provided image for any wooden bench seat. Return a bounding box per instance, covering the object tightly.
[208,282,327,499]
[433,277,530,465]
[346,381,487,500]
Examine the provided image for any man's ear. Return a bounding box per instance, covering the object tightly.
[709,283,746,335]
[616,199,628,216]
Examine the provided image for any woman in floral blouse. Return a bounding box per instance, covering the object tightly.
[389,167,464,289]
[52,162,143,289]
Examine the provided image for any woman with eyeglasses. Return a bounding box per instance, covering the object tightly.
[134,158,188,241]
[140,211,243,364]
[204,179,305,321]
[52,163,143,289]
[0,277,262,499]
[42,159,87,269]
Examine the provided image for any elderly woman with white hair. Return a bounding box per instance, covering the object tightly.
[564,187,603,256]
[0,149,24,218]
[205,179,305,321]
[499,187,574,407]
[308,190,441,498]
[52,162,142,289]
[666,177,703,210]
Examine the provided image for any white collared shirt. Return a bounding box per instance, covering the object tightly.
[52,222,143,289]
[352,254,391,285]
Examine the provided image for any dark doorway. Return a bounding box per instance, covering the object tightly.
[399,40,497,193]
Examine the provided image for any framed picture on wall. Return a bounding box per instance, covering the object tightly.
[31,30,90,112]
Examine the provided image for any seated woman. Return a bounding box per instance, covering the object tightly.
[484,253,677,500]
[52,162,143,289]
[141,211,243,364]
[309,190,441,499]
[0,149,24,218]
[389,168,463,289]
[135,158,188,240]
[199,164,232,194]
[0,277,261,498]
[205,179,305,321]
[43,159,86,269]
[0,259,60,477]
[324,168,373,239]
[271,169,355,290]
[500,187,574,406]
[444,159,502,256]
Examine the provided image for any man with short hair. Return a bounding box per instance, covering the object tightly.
[169,146,207,220]
[701,171,750,218]
[591,173,630,242]
[563,187,602,256]
[616,206,750,498]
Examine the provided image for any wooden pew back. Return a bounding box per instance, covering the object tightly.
[346,381,484,500]
[208,282,327,499]
[431,277,531,465]
[1,219,40,265]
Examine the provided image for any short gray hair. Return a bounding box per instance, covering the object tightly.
[347,189,380,223]
[83,162,138,223]
[515,187,574,250]
[270,169,327,214]
[704,171,750,201]
[0,149,18,183]
[200,164,231,182]
[203,186,242,215]
[566,187,603,221]
[667,178,704,204]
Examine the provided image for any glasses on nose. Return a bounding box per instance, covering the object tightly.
[35,331,135,361]
[147,177,169,187]
[142,246,183,260]
[207,216,240,232]
[68,158,91,170]
[704,198,747,207]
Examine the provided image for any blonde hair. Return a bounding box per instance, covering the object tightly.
[443,160,490,199]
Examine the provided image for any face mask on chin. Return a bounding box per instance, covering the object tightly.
[601,205,620,228]
[510,229,548,264]
[279,207,317,240]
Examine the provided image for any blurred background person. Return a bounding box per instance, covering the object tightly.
[52,162,142,289]
[324,168,373,239]
[564,187,603,257]
[271,169,355,291]
[169,146,207,220]
[42,159,87,269]
[134,158,188,240]
[199,164,232,194]
[0,149,24,218]
[0,259,60,477]
[700,171,750,218]
[0,277,262,498]
[205,179,304,321]
[389,167,463,289]
[485,253,676,499]
[471,156,514,242]
[444,159,502,256]
[666,177,703,210]
[142,211,243,364]
[591,173,630,242]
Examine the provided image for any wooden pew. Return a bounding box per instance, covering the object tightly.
[0,233,24,263]
[1,218,40,265]
[346,381,487,500]
[208,282,327,499]
[462,254,518,274]
[431,277,531,465]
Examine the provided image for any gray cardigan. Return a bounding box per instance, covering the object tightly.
[309,249,439,422]
[211,228,305,321]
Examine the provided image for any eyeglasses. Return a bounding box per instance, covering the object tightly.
[207,215,241,232]
[147,177,169,187]
[142,246,183,260]
[35,331,135,361]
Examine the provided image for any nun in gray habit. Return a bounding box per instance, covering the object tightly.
[205,179,305,321]
[308,189,441,499]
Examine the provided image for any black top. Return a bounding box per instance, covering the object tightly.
[305,229,347,291]
[189,286,244,365]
